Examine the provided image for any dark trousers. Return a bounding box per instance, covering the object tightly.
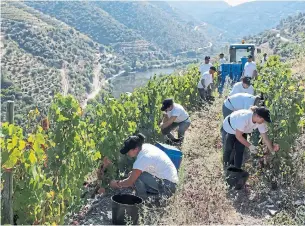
[223,133,248,169]
[222,104,233,119]
[161,120,191,142]
[198,86,212,101]
[135,172,177,200]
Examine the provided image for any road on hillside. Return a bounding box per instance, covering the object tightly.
[81,53,104,109]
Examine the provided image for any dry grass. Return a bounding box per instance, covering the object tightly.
[141,99,263,225]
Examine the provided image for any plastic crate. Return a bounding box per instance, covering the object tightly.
[155,142,183,170]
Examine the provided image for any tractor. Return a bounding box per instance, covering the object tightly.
[218,41,261,93]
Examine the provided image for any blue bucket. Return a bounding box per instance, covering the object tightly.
[155,142,183,170]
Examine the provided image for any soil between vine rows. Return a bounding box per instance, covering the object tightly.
[68,97,305,225]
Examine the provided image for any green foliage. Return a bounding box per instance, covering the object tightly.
[253,56,305,184]
[1,66,201,224]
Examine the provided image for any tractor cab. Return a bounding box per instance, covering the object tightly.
[229,44,255,63]
[218,41,261,93]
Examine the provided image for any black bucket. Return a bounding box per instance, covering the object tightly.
[225,166,249,190]
[111,194,143,225]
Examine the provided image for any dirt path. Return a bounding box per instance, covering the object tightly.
[156,99,263,225]
[60,62,69,96]
[81,54,105,108]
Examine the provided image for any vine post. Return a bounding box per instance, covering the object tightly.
[2,101,14,225]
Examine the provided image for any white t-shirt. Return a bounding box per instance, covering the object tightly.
[219,58,227,72]
[133,143,179,183]
[224,93,256,111]
[243,61,257,78]
[229,82,254,96]
[197,71,213,89]
[167,103,189,123]
[223,109,268,135]
[199,63,213,75]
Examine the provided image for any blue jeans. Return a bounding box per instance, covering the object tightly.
[135,172,177,200]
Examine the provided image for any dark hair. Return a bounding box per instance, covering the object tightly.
[120,133,146,154]
[242,77,251,86]
[251,106,272,123]
[210,66,217,72]
[161,98,174,111]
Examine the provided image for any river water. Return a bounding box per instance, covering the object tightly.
[109,67,177,98]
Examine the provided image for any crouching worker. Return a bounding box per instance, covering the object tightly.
[160,98,191,144]
[197,66,217,102]
[222,107,279,169]
[110,133,178,200]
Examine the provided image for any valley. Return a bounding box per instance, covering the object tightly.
[1,1,305,225]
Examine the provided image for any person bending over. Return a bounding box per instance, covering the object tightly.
[222,93,262,119]
[222,107,279,169]
[221,93,262,145]
[110,133,178,200]
[228,77,254,96]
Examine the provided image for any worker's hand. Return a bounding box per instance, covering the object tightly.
[249,144,258,154]
[273,143,280,152]
[110,180,119,189]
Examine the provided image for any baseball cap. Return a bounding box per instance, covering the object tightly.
[256,107,272,123]
[161,98,173,111]
[248,55,253,59]
[205,56,210,60]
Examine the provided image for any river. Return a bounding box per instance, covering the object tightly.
[109,67,177,98]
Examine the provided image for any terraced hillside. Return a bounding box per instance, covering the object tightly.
[93,1,208,53]
[246,12,305,59]
[26,1,210,55]
[0,1,117,125]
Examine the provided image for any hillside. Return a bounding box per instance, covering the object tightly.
[167,1,231,22]
[94,1,209,53]
[246,12,305,60]
[0,1,117,125]
[179,1,305,41]
[26,1,211,55]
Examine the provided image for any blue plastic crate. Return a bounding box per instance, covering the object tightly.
[241,57,248,71]
[231,64,242,82]
[221,64,231,73]
[155,142,183,170]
